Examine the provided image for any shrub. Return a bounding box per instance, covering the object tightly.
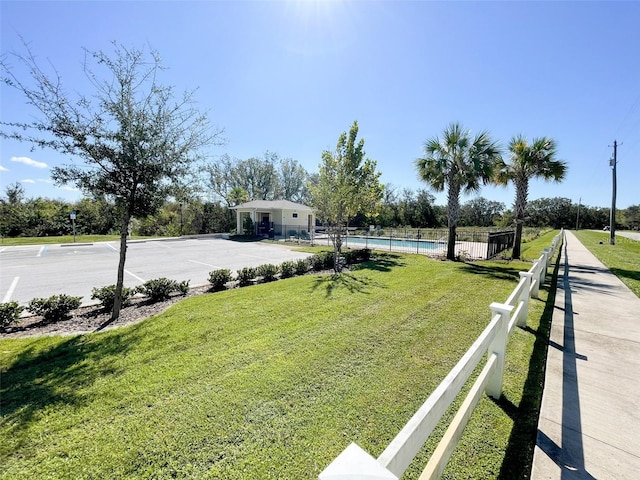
[176,280,190,296]
[321,251,335,269]
[0,301,24,330]
[27,295,82,323]
[137,278,190,302]
[357,248,371,262]
[279,261,296,279]
[91,285,136,310]
[236,267,257,287]
[309,254,325,271]
[309,252,335,271]
[258,264,279,282]
[342,249,355,265]
[343,248,371,265]
[295,258,310,275]
[243,216,254,236]
[208,269,232,291]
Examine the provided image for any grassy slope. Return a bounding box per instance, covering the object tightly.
[0,246,558,479]
[573,230,640,298]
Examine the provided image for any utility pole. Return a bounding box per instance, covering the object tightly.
[576,197,581,230]
[609,141,618,245]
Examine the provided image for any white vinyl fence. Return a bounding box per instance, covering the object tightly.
[319,230,564,480]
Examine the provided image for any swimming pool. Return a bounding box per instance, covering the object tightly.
[342,235,446,252]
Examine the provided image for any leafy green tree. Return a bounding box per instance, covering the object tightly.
[205,154,237,205]
[526,197,574,228]
[202,201,234,233]
[459,197,505,227]
[74,196,118,234]
[205,152,310,205]
[621,205,640,230]
[377,184,400,227]
[228,187,249,206]
[0,183,26,237]
[416,122,502,260]
[1,43,222,320]
[310,121,383,272]
[4,182,24,205]
[415,189,441,227]
[278,157,311,203]
[496,135,567,259]
[234,155,279,201]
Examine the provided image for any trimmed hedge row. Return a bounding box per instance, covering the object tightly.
[0,276,194,331]
[206,248,371,292]
[0,249,372,331]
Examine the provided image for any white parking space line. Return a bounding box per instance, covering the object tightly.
[37,246,47,257]
[124,269,145,283]
[0,248,5,253]
[3,276,19,303]
[104,243,118,252]
[188,259,222,269]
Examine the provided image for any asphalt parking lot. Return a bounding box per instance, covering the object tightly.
[0,237,312,305]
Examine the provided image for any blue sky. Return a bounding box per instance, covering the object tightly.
[1,1,639,210]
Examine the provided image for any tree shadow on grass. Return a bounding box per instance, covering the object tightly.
[311,272,386,297]
[0,326,143,448]
[309,254,403,297]
[460,261,530,282]
[495,245,563,479]
[352,253,406,273]
[610,267,640,285]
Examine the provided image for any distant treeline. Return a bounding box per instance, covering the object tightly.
[1,182,638,238]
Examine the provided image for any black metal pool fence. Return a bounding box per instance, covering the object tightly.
[294,227,515,260]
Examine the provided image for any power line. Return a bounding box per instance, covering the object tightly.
[614,91,640,139]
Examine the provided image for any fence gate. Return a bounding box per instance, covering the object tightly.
[486,231,515,259]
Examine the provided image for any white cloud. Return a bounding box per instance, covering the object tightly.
[60,185,79,191]
[0,165,8,172]
[37,178,54,184]
[11,156,48,169]
[21,179,36,184]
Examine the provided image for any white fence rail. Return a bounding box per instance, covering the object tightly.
[319,230,564,480]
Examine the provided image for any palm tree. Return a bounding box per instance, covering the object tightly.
[415,122,502,260]
[496,135,567,259]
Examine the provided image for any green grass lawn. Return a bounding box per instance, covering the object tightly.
[0,249,559,479]
[0,235,156,246]
[573,230,640,298]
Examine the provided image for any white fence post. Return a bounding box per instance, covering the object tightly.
[486,303,512,399]
[319,443,398,480]
[530,261,541,299]
[517,272,533,328]
[539,249,549,286]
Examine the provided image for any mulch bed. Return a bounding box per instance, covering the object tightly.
[1,285,212,339]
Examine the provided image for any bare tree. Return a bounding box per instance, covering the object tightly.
[1,41,223,320]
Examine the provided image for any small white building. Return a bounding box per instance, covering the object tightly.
[231,200,315,239]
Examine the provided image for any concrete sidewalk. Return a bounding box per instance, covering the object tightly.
[531,231,640,479]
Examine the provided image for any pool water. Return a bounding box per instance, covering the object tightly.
[343,235,445,251]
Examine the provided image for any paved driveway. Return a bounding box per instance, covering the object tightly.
[0,238,312,305]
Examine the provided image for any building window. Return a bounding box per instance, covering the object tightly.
[292,213,298,218]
